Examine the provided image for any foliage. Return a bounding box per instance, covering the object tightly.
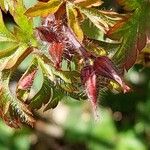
[0,0,149,128]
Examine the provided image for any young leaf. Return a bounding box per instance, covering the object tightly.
[93,56,126,90]
[48,42,64,69]
[81,65,98,115]
[16,57,38,102]
[25,0,63,17]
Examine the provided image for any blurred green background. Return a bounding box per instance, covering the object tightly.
[0,0,150,150]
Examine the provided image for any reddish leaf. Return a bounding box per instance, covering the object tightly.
[37,15,91,65]
[94,56,130,93]
[18,70,37,90]
[124,33,147,70]
[81,65,97,113]
[48,42,64,69]
[137,33,147,52]
[94,57,122,84]
[37,26,59,43]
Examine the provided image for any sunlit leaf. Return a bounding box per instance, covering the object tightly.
[75,4,123,33]
[25,0,63,17]
[66,3,84,42]
[0,10,17,42]
[0,45,19,59]
[74,0,103,8]
[110,2,150,70]
[4,44,31,70]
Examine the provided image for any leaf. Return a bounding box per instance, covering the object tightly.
[36,26,59,43]
[9,0,37,46]
[81,65,98,117]
[29,57,65,110]
[0,10,17,42]
[44,97,59,111]
[37,15,90,60]
[0,0,11,12]
[48,42,64,69]
[116,0,141,11]
[29,75,52,110]
[25,0,63,17]
[110,2,150,70]
[16,57,38,102]
[66,3,84,42]
[0,45,19,59]
[43,85,63,111]
[0,44,30,71]
[93,56,129,92]
[74,0,103,8]
[0,70,35,128]
[75,4,123,33]
[4,44,31,70]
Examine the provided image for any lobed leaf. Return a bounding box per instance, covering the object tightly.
[110,2,150,71]
[75,4,123,34]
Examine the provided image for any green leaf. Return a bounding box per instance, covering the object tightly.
[25,0,63,17]
[29,74,52,110]
[4,44,31,70]
[117,0,141,11]
[0,45,19,59]
[9,0,37,46]
[0,44,29,71]
[111,1,150,70]
[0,0,10,12]
[0,70,35,128]
[44,86,63,111]
[66,3,84,42]
[75,4,122,33]
[54,70,80,84]
[0,10,17,42]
